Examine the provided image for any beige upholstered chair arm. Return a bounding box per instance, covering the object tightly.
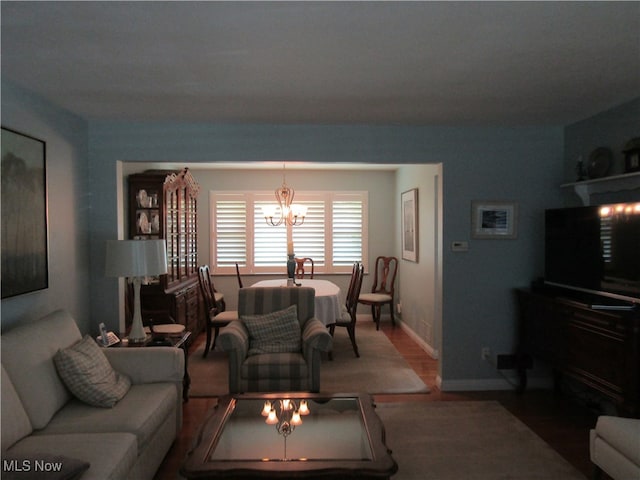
[218,322,250,393]
[301,318,331,392]
[218,321,249,354]
[103,347,184,384]
[302,318,333,356]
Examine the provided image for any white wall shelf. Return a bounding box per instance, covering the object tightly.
[561,171,640,205]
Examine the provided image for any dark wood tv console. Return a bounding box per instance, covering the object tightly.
[515,288,640,417]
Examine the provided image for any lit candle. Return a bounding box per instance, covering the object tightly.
[287,241,294,255]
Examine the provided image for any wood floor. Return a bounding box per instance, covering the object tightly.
[155,320,603,480]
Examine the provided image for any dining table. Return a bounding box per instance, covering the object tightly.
[249,279,343,326]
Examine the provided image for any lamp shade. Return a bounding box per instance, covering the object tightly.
[105,239,168,278]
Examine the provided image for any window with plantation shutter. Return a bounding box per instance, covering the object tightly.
[211,191,367,274]
[213,196,247,268]
[291,200,325,266]
[333,196,364,266]
[254,199,287,267]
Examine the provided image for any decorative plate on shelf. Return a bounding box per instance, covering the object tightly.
[587,147,613,179]
[137,189,148,207]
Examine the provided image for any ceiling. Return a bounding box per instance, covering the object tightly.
[2,1,639,126]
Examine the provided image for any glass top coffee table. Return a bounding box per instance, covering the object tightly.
[181,393,398,479]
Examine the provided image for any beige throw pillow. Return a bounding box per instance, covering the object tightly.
[54,335,130,408]
[241,305,302,356]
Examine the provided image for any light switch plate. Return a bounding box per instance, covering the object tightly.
[451,241,469,252]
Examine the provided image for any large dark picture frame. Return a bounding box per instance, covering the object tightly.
[1,127,49,298]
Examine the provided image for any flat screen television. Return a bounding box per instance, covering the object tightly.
[545,202,640,308]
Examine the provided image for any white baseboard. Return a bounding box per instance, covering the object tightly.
[357,313,440,359]
[358,314,553,392]
[398,320,439,359]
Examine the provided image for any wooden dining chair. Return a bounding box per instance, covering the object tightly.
[235,263,244,288]
[358,256,398,330]
[200,264,226,312]
[197,265,237,357]
[295,257,314,279]
[329,262,364,359]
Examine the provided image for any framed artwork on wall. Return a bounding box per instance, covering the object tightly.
[471,200,518,239]
[1,127,49,298]
[401,188,418,262]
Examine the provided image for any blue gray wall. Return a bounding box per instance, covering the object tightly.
[88,122,564,388]
[3,75,636,389]
[1,79,90,332]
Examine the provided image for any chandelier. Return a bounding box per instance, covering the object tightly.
[261,398,310,437]
[263,163,307,226]
[261,398,310,459]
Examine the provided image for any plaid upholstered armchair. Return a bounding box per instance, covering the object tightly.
[218,287,333,393]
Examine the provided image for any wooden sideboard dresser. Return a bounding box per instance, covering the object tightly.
[515,287,640,417]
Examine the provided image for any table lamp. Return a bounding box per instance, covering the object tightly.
[105,239,168,342]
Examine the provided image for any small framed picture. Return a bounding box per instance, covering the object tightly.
[471,201,518,239]
[401,188,418,262]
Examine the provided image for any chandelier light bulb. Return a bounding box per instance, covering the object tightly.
[266,409,279,425]
[291,411,302,426]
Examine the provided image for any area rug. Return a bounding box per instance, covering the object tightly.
[187,320,429,397]
[375,401,586,480]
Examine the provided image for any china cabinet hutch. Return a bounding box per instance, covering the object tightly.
[128,168,202,336]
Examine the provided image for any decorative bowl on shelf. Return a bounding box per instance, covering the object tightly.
[587,147,612,179]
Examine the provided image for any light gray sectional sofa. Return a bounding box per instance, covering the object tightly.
[1,309,184,480]
[590,415,640,480]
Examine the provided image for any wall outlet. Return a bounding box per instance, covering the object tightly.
[481,347,491,360]
[397,302,402,314]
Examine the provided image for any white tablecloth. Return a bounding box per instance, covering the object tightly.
[250,279,343,326]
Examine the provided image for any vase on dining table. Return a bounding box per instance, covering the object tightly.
[287,254,296,279]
